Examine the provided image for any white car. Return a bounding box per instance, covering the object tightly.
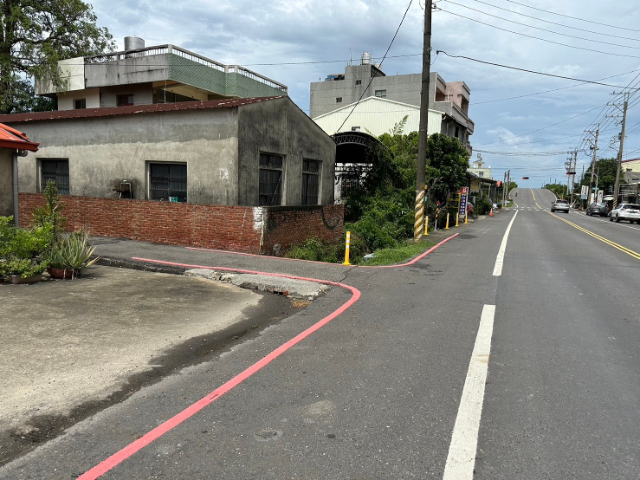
[551,199,570,213]
[609,203,640,223]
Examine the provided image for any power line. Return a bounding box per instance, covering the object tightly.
[473,68,640,106]
[437,8,640,59]
[477,105,603,147]
[337,0,414,133]
[475,149,570,156]
[442,0,640,50]
[463,0,640,41]
[502,0,640,33]
[436,50,640,89]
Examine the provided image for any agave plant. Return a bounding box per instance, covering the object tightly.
[45,230,99,276]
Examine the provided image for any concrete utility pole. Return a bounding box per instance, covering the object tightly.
[588,127,599,204]
[414,0,433,242]
[613,97,628,209]
[503,171,507,203]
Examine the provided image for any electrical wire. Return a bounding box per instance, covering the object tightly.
[476,105,603,147]
[436,50,640,89]
[437,8,640,59]
[463,0,640,41]
[336,0,413,133]
[442,0,640,50]
[502,0,640,33]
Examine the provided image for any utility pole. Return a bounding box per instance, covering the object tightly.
[588,127,599,204]
[613,97,628,209]
[414,0,433,242]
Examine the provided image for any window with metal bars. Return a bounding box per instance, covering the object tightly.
[301,160,321,205]
[149,163,187,202]
[259,153,284,206]
[40,159,70,195]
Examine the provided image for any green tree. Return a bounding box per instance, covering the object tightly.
[577,158,621,194]
[0,0,114,114]
[424,133,470,204]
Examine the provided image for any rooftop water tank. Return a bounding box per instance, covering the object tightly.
[124,36,145,52]
[361,52,371,65]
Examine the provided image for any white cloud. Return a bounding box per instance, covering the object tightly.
[88,0,640,186]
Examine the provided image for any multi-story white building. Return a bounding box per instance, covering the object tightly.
[36,37,287,111]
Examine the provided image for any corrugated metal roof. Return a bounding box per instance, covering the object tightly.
[0,97,284,124]
[0,123,39,151]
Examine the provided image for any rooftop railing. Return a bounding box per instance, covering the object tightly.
[85,45,288,93]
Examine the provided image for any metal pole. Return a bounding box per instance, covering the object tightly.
[613,99,628,209]
[414,0,433,242]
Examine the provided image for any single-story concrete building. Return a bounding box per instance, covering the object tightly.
[0,96,343,254]
[0,124,39,219]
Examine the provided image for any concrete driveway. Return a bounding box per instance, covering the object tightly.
[0,265,296,464]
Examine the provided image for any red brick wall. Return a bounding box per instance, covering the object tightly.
[261,205,344,255]
[18,194,343,255]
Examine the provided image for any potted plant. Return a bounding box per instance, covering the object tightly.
[44,230,99,279]
[5,257,49,284]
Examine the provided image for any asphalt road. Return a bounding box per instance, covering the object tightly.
[1,191,639,479]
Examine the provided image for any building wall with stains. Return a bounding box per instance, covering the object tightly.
[9,108,240,205]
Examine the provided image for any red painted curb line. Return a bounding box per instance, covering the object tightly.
[79,233,459,479]
[78,267,360,480]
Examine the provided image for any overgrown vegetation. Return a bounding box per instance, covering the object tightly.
[286,119,470,264]
[0,181,97,281]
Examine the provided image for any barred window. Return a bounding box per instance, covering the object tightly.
[40,159,69,195]
[301,160,321,205]
[149,163,187,202]
[259,153,284,206]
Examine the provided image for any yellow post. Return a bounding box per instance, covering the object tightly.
[424,216,429,236]
[465,212,468,224]
[455,212,459,227]
[445,212,450,230]
[342,231,351,266]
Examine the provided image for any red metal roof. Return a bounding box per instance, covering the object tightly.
[0,97,284,124]
[0,123,39,151]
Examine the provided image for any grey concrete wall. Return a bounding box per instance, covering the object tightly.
[237,97,336,206]
[8,109,240,205]
[85,55,170,89]
[311,65,423,117]
[0,150,13,217]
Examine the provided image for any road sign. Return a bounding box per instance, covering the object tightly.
[580,185,588,200]
[459,193,468,217]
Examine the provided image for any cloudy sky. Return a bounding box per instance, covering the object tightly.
[89,0,640,189]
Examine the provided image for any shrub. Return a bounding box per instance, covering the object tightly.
[285,234,367,264]
[475,198,492,216]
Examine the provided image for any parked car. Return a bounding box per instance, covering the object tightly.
[609,203,640,223]
[551,199,570,213]
[586,202,608,217]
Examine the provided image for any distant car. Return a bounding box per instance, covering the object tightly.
[586,202,608,217]
[551,199,570,213]
[609,203,640,223]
